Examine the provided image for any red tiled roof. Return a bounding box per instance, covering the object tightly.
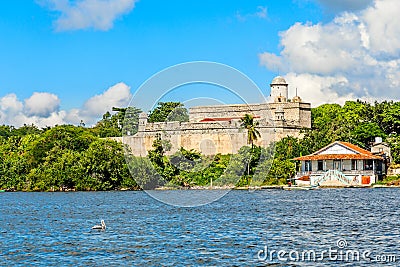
[293,154,382,160]
[293,141,383,161]
[199,116,260,122]
[337,141,372,155]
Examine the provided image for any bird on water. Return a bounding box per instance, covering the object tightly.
[92,220,106,230]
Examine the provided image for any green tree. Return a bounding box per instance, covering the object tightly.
[169,147,202,187]
[240,114,261,180]
[92,111,121,137]
[351,122,386,148]
[26,125,95,166]
[148,102,189,123]
[375,101,400,134]
[240,114,261,148]
[265,158,296,185]
[26,148,84,191]
[121,106,142,136]
[0,125,15,138]
[387,133,400,164]
[275,136,308,160]
[13,124,41,137]
[126,155,159,189]
[147,135,176,186]
[170,147,202,171]
[80,139,130,190]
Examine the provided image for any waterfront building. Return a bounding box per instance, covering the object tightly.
[293,140,390,187]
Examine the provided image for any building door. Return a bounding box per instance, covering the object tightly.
[333,160,342,170]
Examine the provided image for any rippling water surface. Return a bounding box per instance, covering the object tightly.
[1,189,399,266]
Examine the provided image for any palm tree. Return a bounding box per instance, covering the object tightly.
[240,114,261,181]
[240,114,261,149]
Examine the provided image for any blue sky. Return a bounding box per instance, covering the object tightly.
[0,0,399,127]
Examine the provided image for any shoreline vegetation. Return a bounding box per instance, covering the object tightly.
[2,184,400,192]
[1,100,400,192]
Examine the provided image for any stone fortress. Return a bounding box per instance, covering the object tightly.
[122,76,311,156]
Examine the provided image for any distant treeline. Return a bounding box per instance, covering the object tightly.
[1,100,400,191]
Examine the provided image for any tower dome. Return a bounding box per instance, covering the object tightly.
[270,76,288,103]
[271,76,287,85]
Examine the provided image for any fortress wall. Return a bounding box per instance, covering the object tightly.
[109,136,148,157]
[299,105,312,128]
[269,103,297,123]
[274,127,305,140]
[143,120,247,132]
[189,103,266,122]
[123,129,248,156]
[180,132,239,155]
[122,123,293,157]
[189,102,311,127]
[269,102,311,128]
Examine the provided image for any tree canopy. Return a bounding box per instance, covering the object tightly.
[240,114,261,148]
[148,102,189,123]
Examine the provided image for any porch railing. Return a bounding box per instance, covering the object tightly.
[296,170,375,177]
[313,170,354,185]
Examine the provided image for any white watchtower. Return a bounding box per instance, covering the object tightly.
[270,76,288,103]
[138,112,148,132]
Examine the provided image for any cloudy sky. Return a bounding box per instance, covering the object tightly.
[0,0,399,127]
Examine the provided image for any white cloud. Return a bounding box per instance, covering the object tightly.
[258,52,285,73]
[363,0,400,55]
[0,82,132,127]
[0,94,24,126]
[255,6,268,19]
[41,0,136,31]
[316,0,374,12]
[259,0,400,105]
[0,94,23,114]
[0,93,65,127]
[285,73,356,106]
[236,6,268,21]
[24,92,60,117]
[11,111,67,128]
[65,82,132,126]
[83,82,132,116]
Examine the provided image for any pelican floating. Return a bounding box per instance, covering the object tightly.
[92,220,106,230]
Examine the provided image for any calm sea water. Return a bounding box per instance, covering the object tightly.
[0,189,399,266]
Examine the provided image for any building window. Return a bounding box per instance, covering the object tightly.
[364,160,373,171]
[317,160,324,171]
[305,160,312,172]
[351,159,357,170]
